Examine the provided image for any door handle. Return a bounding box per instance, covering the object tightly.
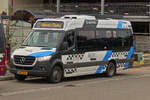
[90,58,96,61]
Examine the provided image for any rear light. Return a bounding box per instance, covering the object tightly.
[0,48,7,76]
[0,48,7,65]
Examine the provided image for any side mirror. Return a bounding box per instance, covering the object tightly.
[61,42,68,50]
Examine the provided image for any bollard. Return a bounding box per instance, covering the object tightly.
[133,52,144,65]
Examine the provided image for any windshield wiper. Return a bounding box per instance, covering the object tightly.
[21,44,29,46]
[41,47,52,50]
[34,45,47,47]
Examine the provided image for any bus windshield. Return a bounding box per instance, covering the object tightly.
[22,30,64,48]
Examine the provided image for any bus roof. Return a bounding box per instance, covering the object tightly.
[33,15,132,31]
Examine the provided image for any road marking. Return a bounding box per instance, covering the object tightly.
[1,73,150,97]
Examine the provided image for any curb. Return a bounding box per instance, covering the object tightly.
[0,63,150,81]
[132,60,150,68]
[0,70,14,81]
[132,64,150,68]
[0,75,14,81]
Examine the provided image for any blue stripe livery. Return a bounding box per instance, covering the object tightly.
[96,65,105,74]
[124,46,134,70]
[28,51,55,57]
[117,21,123,29]
[96,50,112,74]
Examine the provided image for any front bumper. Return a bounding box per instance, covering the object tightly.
[10,60,50,77]
[10,68,49,77]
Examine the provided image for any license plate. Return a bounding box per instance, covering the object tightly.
[17,71,28,75]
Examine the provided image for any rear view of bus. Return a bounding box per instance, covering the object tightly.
[0,19,7,76]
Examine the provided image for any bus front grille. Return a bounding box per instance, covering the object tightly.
[14,55,36,66]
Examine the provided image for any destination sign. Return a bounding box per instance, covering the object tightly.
[83,20,98,28]
[85,20,97,25]
[35,21,64,28]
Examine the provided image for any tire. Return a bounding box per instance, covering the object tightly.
[15,74,27,81]
[48,66,63,83]
[106,62,116,77]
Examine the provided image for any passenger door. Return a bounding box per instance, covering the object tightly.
[61,31,77,65]
[76,29,107,72]
[62,29,107,77]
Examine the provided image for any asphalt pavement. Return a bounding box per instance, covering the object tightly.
[0,66,150,100]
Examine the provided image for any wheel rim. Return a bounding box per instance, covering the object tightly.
[108,63,115,76]
[53,68,62,82]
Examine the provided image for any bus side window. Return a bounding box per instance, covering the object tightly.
[112,30,122,49]
[77,30,96,51]
[116,29,131,48]
[112,31,117,38]
[61,31,75,50]
[105,31,114,49]
[67,32,75,48]
[96,29,124,50]
[96,30,106,50]
[124,30,132,47]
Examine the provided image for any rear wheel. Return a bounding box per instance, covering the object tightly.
[48,66,63,83]
[106,62,116,77]
[15,74,27,81]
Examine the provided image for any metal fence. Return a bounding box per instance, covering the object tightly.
[53,2,150,16]
[12,2,150,16]
[8,2,150,53]
[9,21,31,52]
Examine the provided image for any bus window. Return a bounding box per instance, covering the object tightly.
[116,29,132,48]
[67,31,75,48]
[61,31,75,50]
[77,30,96,51]
[96,29,132,50]
[106,31,112,38]
[22,30,63,48]
[96,29,114,50]
[95,30,106,50]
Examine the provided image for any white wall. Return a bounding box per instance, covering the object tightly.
[13,0,43,11]
[0,0,9,15]
[13,0,42,6]
[0,0,51,14]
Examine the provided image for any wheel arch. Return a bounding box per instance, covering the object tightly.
[50,59,64,76]
[109,59,117,68]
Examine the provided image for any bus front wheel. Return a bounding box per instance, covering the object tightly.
[48,66,63,83]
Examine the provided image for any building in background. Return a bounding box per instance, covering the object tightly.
[0,0,150,52]
[0,0,9,15]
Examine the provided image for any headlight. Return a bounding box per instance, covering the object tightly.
[11,54,14,59]
[37,56,51,61]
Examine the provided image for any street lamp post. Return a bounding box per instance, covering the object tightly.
[56,0,60,13]
[101,0,105,15]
